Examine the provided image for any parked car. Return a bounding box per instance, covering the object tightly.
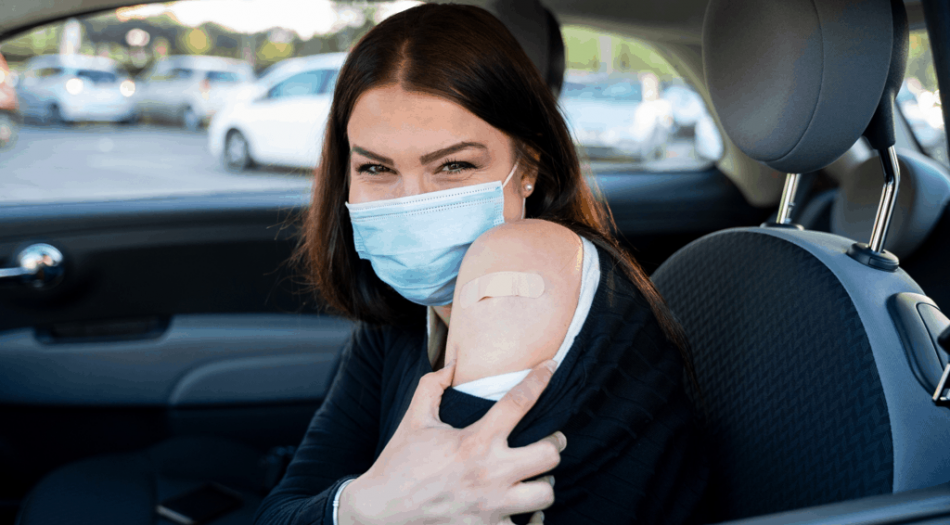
[559,78,673,161]
[133,55,254,130]
[662,83,706,136]
[208,52,346,171]
[897,80,946,153]
[14,54,136,125]
[0,51,18,148]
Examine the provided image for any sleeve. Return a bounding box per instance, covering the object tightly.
[254,323,386,525]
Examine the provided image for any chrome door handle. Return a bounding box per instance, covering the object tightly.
[0,243,64,288]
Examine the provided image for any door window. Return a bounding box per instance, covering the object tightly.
[899,29,947,167]
[561,26,723,172]
[267,70,328,99]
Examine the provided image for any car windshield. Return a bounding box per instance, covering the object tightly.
[73,69,118,83]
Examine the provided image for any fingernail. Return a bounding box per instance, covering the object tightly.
[542,359,557,372]
[555,432,567,451]
[539,511,545,522]
[547,476,555,487]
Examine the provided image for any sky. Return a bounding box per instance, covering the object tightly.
[118,0,422,39]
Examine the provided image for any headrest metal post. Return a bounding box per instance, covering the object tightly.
[868,146,901,253]
[776,173,801,225]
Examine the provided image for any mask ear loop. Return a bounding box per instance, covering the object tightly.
[501,160,527,220]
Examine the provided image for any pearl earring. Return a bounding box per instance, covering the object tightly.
[524,183,533,192]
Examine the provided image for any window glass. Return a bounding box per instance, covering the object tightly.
[32,67,63,79]
[267,70,326,99]
[900,29,947,167]
[323,70,339,94]
[561,25,723,172]
[169,67,194,80]
[74,69,118,84]
[0,1,417,205]
[206,70,242,83]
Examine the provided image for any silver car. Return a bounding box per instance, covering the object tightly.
[133,55,254,130]
[15,54,136,125]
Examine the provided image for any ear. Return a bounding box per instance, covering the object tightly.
[519,147,541,198]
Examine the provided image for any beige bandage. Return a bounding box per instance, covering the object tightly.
[459,271,545,308]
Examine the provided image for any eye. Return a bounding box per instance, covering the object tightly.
[357,164,390,175]
[441,160,476,174]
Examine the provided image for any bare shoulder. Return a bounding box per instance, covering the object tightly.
[446,219,585,387]
[460,219,583,276]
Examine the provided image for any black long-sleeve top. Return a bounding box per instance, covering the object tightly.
[255,244,708,525]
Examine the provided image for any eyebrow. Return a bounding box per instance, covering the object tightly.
[351,142,488,166]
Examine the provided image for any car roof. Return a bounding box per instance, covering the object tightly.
[25,53,118,71]
[154,55,253,72]
[258,52,348,84]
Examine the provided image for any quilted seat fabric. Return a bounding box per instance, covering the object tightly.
[652,229,893,521]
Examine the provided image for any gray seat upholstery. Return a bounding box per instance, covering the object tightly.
[796,148,950,308]
[653,0,950,521]
[831,149,950,260]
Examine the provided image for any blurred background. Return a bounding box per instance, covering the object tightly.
[0,0,943,204]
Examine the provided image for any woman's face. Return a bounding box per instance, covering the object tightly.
[346,84,536,222]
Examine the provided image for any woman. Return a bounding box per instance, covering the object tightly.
[256,4,707,525]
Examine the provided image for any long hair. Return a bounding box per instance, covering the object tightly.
[295,3,696,383]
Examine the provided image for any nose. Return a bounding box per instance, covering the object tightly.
[398,171,436,198]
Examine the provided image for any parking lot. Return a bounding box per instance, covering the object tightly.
[0,123,703,205]
[0,123,313,204]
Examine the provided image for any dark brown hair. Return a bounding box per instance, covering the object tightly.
[296,3,694,374]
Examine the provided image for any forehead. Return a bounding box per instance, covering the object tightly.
[346,84,511,157]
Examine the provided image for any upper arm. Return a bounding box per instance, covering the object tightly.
[446,219,584,387]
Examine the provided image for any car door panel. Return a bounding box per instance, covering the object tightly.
[0,191,349,501]
[0,313,350,406]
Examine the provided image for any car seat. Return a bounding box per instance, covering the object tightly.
[798,148,950,310]
[652,0,950,522]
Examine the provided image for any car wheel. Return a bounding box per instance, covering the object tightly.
[120,111,140,126]
[0,113,19,149]
[224,130,252,172]
[46,104,68,126]
[182,107,201,131]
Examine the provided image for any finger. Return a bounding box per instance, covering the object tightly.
[476,359,556,437]
[504,438,562,482]
[528,511,544,524]
[500,479,556,516]
[406,359,456,424]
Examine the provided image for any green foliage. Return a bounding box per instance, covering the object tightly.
[907,30,938,93]
[562,25,677,79]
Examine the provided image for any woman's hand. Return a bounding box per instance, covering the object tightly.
[338,359,566,525]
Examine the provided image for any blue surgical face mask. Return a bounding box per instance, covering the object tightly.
[346,162,520,306]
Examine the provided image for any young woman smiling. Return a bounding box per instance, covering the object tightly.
[256,4,708,525]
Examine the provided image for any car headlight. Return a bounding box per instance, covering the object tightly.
[65,77,84,95]
[120,79,135,97]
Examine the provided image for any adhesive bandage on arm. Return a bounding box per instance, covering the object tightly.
[458,271,545,308]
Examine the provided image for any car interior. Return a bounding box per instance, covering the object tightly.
[2,0,950,524]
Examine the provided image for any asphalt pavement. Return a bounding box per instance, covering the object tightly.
[0,123,312,205]
[0,123,704,206]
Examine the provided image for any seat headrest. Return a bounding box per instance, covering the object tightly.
[703,0,895,173]
[487,0,565,96]
[832,149,950,258]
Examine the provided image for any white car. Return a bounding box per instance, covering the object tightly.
[662,84,706,135]
[208,53,347,171]
[15,54,136,124]
[133,55,254,130]
[560,79,673,161]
